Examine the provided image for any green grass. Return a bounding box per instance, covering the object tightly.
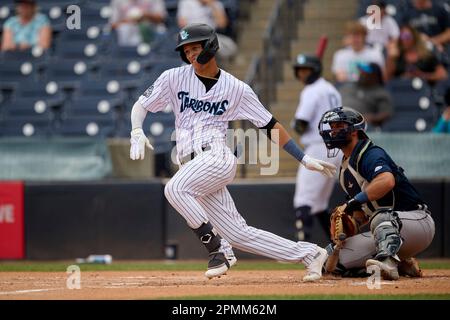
[162,294,450,300]
[0,259,449,272]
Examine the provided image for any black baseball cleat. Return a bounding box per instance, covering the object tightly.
[205,251,237,279]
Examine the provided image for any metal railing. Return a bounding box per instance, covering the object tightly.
[245,0,304,108]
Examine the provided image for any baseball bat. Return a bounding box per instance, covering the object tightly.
[325,233,346,273]
[315,35,328,60]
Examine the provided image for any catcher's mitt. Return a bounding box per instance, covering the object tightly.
[330,205,359,243]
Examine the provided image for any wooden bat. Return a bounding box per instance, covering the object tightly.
[325,233,346,273]
[315,35,328,60]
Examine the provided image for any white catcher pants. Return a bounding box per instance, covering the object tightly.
[164,142,321,265]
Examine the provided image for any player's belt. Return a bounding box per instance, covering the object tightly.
[180,145,212,165]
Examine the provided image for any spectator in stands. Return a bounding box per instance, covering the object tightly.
[1,0,52,52]
[110,0,167,47]
[358,0,400,52]
[432,87,450,133]
[332,21,385,83]
[339,62,393,128]
[177,0,237,61]
[385,25,448,84]
[401,0,450,52]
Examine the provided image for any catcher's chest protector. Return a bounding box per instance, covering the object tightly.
[339,140,394,217]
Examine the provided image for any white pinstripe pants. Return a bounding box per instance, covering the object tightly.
[164,143,321,265]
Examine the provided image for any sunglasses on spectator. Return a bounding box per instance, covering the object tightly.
[400,32,413,40]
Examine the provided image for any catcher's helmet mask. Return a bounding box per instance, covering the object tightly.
[293,54,322,84]
[175,23,219,65]
[318,107,368,157]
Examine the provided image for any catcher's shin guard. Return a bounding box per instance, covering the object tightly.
[370,209,403,260]
[295,206,313,241]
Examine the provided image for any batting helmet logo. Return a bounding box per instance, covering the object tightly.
[180,30,189,40]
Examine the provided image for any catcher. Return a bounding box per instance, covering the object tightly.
[318,107,435,280]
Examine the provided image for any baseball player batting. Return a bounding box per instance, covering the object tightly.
[291,53,342,241]
[129,23,337,281]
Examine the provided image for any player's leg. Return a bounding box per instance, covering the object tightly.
[397,209,435,277]
[164,146,238,278]
[332,209,434,279]
[198,187,328,281]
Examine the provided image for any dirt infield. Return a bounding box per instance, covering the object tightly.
[1,269,450,299]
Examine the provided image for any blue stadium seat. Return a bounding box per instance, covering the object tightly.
[14,80,64,101]
[0,60,39,89]
[44,58,93,88]
[55,114,116,137]
[384,78,439,131]
[65,96,123,117]
[74,79,126,100]
[1,96,56,118]
[97,60,148,89]
[0,115,52,137]
[54,39,101,60]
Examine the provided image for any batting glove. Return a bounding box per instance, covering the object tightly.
[301,154,337,178]
[130,128,154,160]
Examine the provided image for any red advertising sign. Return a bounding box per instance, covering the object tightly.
[0,181,24,259]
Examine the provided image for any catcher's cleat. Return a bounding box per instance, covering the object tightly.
[205,252,237,279]
[398,257,423,277]
[366,257,399,280]
[303,247,328,282]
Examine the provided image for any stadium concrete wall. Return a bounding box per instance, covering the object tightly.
[14,180,449,260]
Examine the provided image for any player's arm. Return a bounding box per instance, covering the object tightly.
[261,118,336,178]
[130,101,154,160]
[292,119,308,135]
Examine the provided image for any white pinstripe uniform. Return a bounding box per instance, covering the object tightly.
[293,78,342,213]
[138,64,323,266]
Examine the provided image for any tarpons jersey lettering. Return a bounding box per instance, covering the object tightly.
[177,91,229,115]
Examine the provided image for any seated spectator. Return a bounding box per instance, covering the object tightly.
[386,25,448,84]
[110,0,167,47]
[401,0,450,52]
[358,0,400,52]
[432,87,450,133]
[332,21,385,83]
[339,62,393,128]
[177,0,237,61]
[1,0,52,52]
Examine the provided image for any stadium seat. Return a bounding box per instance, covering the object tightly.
[1,96,56,118]
[64,96,123,117]
[73,79,126,99]
[55,114,116,137]
[384,78,439,131]
[0,60,39,89]
[0,115,52,137]
[13,80,64,101]
[44,58,93,89]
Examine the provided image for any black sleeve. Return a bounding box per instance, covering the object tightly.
[293,119,309,135]
[259,116,278,140]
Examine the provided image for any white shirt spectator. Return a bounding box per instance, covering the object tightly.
[177,0,225,29]
[332,46,385,82]
[110,0,167,46]
[359,14,400,50]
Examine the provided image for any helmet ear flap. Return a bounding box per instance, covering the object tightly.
[197,35,219,64]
